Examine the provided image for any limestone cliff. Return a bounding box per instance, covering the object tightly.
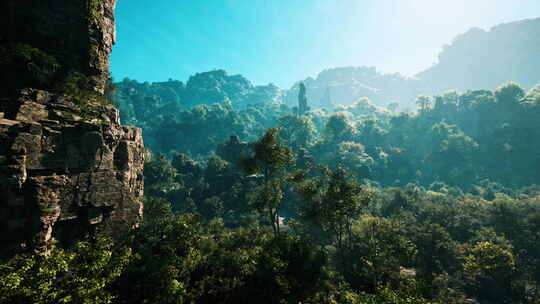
[0,0,144,256]
[1,0,117,94]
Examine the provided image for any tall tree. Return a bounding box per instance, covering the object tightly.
[295,167,371,253]
[416,95,432,113]
[242,129,295,236]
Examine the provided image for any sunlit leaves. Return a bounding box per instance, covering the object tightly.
[0,237,131,304]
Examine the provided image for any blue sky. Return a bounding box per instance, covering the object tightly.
[111,0,540,88]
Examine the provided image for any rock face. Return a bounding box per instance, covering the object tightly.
[0,89,144,254]
[0,0,144,256]
[0,0,117,93]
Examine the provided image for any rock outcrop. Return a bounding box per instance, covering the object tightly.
[0,89,144,254]
[0,0,144,256]
[0,0,117,93]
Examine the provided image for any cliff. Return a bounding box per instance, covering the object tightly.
[0,0,117,94]
[0,0,144,255]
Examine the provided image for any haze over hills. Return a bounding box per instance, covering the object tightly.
[282,67,423,110]
[417,17,540,92]
[286,17,540,109]
[116,17,540,112]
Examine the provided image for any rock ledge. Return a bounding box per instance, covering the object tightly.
[0,89,144,254]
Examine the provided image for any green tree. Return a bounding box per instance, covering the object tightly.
[408,223,461,288]
[525,83,540,104]
[324,112,356,143]
[120,213,329,304]
[295,167,371,254]
[416,95,432,113]
[278,114,316,150]
[342,216,416,292]
[143,153,178,197]
[494,82,525,107]
[242,129,295,236]
[0,237,131,304]
[463,241,516,303]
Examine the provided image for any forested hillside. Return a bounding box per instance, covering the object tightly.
[4,7,540,304]
[116,76,540,189]
[7,80,540,303]
[115,69,281,114]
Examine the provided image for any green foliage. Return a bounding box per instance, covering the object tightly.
[295,167,371,251]
[407,222,462,291]
[343,217,416,292]
[143,196,175,224]
[0,237,131,304]
[278,114,316,149]
[88,0,103,21]
[494,82,525,106]
[242,129,295,235]
[416,95,432,113]
[6,139,540,303]
[0,43,60,92]
[143,154,179,196]
[4,8,540,304]
[356,283,443,304]
[129,74,540,302]
[525,84,540,104]
[324,112,357,143]
[463,241,517,302]
[118,213,329,303]
[247,178,284,233]
[117,67,540,189]
[133,100,540,300]
[55,71,111,105]
[242,128,295,178]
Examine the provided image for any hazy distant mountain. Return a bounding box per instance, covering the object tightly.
[283,67,424,110]
[418,17,540,92]
[286,17,540,109]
